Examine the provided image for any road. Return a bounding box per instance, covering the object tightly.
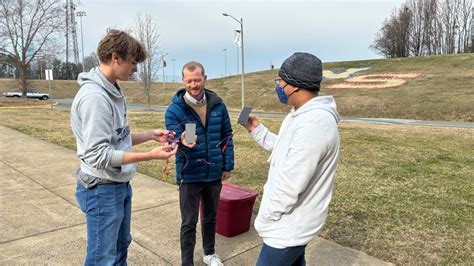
[56,99,474,129]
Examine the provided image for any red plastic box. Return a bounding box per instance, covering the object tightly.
[216,182,258,237]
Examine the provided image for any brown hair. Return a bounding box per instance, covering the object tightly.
[182,61,205,77]
[97,29,148,64]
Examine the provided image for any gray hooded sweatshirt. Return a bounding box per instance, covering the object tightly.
[71,67,136,182]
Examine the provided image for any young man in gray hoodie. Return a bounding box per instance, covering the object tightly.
[241,52,340,265]
[70,29,177,265]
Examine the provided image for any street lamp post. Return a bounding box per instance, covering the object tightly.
[235,30,240,75]
[36,52,44,79]
[223,13,245,109]
[76,11,87,71]
[223,48,227,77]
[172,58,176,82]
[162,53,168,89]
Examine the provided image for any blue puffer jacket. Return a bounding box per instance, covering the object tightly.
[165,88,234,184]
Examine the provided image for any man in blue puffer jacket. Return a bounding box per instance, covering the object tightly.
[165,61,234,266]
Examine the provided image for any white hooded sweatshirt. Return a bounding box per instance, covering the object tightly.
[250,95,340,248]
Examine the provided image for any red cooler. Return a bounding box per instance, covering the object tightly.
[216,182,258,237]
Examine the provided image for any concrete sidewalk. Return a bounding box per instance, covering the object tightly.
[0,125,391,265]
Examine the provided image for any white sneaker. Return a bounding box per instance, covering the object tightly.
[203,254,224,266]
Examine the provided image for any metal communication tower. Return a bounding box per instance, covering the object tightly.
[65,0,80,65]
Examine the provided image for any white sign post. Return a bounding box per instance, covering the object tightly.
[45,69,53,109]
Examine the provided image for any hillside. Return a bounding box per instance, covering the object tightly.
[1,53,472,121]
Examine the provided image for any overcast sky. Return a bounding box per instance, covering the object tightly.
[76,0,405,79]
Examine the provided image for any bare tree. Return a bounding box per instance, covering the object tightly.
[458,0,473,52]
[0,0,64,97]
[422,0,440,55]
[438,0,460,54]
[371,5,412,58]
[133,13,162,109]
[408,0,425,56]
[374,0,473,57]
[83,52,99,72]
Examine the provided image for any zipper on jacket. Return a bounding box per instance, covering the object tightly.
[180,91,222,180]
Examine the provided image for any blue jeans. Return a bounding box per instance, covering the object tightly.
[75,181,133,266]
[256,243,306,266]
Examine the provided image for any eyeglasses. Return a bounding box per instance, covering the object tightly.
[274,78,289,89]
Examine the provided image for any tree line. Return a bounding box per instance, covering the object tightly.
[0,52,99,80]
[0,0,162,98]
[371,0,473,58]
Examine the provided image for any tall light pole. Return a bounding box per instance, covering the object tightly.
[223,13,245,109]
[172,58,176,82]
[76,10,87,71]
[235,30,240,75]
[36,52,44,79]
[162,53,168,89]
[223,48,227,77]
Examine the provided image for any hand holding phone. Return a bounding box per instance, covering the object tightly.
[185,123,196,144]
[237,107,252,125]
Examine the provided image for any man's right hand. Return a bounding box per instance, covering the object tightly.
[149,144,178,160]
[242,114,260,132]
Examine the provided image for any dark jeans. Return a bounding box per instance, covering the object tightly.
[179,180,222,266]
[256,243,307,266]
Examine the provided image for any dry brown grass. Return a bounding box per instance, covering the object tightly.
[0,108,472,264]
[0,97,51,107]
[2,53,472,120]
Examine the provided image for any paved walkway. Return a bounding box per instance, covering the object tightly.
[0,125,391,265]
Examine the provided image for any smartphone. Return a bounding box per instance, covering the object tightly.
[237,107,252,125]
[185,123,196,144]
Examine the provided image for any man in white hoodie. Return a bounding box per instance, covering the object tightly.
[71,29,177,265]
[241,52,340,265]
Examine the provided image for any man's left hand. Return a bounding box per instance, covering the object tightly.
[222,171,231,180]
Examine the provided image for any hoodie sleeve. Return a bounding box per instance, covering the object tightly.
[249,123,276,152]
[259,120,330,221]
[76,93,124,168]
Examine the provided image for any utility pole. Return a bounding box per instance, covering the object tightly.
[172,59,176,82]
[223,13,245,109]
[162,53,168,89]
[76,11,87,71]
[223,48,227,77]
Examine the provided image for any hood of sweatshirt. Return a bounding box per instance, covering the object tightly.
[77,67,124,99]
[290,95,340,123]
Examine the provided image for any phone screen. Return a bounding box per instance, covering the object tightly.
[237,107,252,125]
[185,123,196,144]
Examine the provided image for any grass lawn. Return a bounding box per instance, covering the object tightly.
[0,108,472,264]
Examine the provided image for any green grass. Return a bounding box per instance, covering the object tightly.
[1,53,473,121]
[0,108,472,264]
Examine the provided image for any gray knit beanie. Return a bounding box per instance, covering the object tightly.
[279,52,322,91]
